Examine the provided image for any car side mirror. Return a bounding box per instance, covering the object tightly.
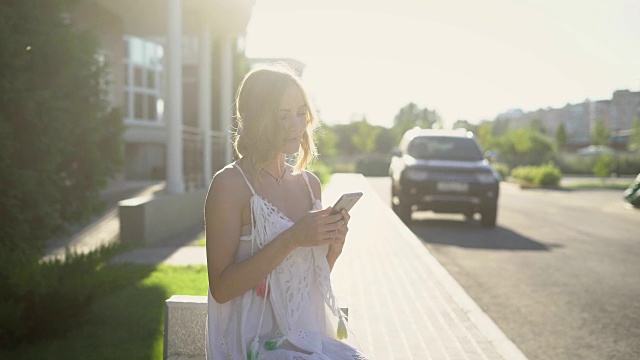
[484,150,497,162]
[391,147,402,157]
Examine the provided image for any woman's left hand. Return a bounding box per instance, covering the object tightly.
[327,210,350,266]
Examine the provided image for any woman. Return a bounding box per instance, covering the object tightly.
[205,64,367,360]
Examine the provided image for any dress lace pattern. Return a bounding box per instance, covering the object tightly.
[206,164,368,360]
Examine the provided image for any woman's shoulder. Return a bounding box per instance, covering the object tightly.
[302,169,322,198]
[207,163,252,202]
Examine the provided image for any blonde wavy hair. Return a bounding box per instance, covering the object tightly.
[233,63,319,178]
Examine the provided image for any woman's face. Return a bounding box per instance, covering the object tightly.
[278,83,308,154]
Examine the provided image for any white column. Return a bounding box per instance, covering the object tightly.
[198,23,212,186]
[219,36,233,164]
[165,0,184,193]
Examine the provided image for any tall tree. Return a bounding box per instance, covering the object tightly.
[591,120,611,146]
[555,122,568,148]
[350,118,380,153]
[0,0,124,252]
[393,102,441,136]
[629,118,640,151]
[316,122,338,157]
[375,127,398,153]
[452,119,478,134]
[529,118,547,134]
[476,121,495,151]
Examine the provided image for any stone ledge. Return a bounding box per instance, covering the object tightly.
[164,295,207,360]
[119,190,206,245]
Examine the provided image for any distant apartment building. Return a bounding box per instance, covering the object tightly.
[497,90,640,149]
[72,0,255,193]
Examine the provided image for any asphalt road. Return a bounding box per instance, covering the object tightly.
[367,177,640,360]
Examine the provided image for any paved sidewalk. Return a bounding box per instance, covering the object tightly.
[325,174,526,360]
[56,173,528,359]
[44,181,166,260]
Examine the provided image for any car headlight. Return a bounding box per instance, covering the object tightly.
[405,168,429,181]
[476,172,497,183]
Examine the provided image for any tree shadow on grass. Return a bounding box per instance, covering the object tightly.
[0,264,207,360]
[408,216,563,251]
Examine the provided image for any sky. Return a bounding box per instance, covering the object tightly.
[244,0,640,129]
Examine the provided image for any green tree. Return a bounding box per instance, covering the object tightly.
[591,120,611,146]
[555,122,568,147]
[629,118,640,151]
[374,127,398,153]
[492,117,511,137]
[316,123,338,158]
[494,128,556,167]
[593,154,614,179]
[476,121,495,151]
[332,123,358,156]
[529,118,547,134]
[350,118,380,153]
[452,119,478,134]
[393,102,441,136]
[0,0,124,252]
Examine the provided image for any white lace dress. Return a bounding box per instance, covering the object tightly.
[206,164,368,360]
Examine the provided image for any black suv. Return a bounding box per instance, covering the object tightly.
[389,128,500,227]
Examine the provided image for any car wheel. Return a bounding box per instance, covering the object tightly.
[396,198,412,223]
[464,211,474,221]
[480,205,497,227]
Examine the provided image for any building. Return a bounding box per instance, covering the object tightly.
[497,90,640,149]
[72,0,255,193]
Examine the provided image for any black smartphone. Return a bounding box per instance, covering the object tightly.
[330,192,363,215]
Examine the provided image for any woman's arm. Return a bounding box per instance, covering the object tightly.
[305,171,351,271]
[205,169,295,303]
[206,169,344,303]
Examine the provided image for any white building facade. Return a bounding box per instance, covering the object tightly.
[73,0,255,193]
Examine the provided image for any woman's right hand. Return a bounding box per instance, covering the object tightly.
[286,207,344,248]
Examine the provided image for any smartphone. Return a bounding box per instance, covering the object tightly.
[330,192,363,215]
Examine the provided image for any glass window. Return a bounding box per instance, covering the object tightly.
[147,69,155,88]
[123,36,163,122]
[147,95,157,120]
[129,37,144,64]
[134,93,144,119]
[124,90,129,118]
[134,67,143,87]
[409,137,483,161]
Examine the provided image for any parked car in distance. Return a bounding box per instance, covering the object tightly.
[389,128,501,226]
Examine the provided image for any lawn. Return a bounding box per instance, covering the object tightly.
[563,181,632,190]
[0,265,208,360]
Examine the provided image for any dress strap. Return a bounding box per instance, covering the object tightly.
[301,171,317,204]
[233,163,256,196]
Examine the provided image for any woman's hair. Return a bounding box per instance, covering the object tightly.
[233,63,318,178]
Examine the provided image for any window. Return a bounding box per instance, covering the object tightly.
[409,137,483,161]
[123,36,164,122]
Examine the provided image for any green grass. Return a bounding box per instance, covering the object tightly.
[563,181,632,190]
[0,265,208,360]
[195,235,206,246]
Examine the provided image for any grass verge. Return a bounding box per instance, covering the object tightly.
[562,181,631,190]
[0,264,208,360]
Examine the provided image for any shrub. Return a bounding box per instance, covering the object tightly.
[309,160,332,185]
[593,154,614,178]
[511,163,562,186]
[0,242,135,348]
[0,0,124,252]
[535,163,562,186]
[556,151,640,175]
[491,162,510,181]
[493,128,556,168]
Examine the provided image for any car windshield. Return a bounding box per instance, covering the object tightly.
[408,136,484,161]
